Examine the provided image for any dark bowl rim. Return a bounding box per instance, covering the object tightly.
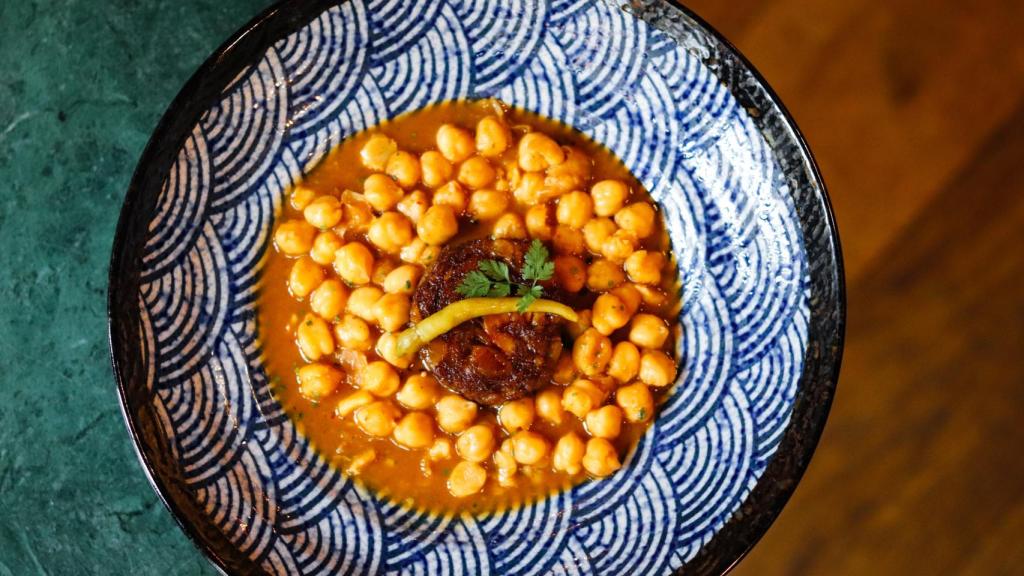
[107,1,846,575]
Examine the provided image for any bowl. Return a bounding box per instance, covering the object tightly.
[108,0,845,573]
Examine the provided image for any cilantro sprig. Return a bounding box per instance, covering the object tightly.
[455,239,555,312]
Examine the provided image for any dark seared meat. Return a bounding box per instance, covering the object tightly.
[412,238,567,406]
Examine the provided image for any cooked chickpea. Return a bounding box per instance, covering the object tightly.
[297,363,342,400]
[640,350,677,388]
[586,259,626,292]
[590,180,629,217]
[456,424,496,463]
[333,314,373,352]
[374,332,413,369]
[610,283,642,316]
[585,405,623,439]
[371,292,410,332]
[396,373,441,410]
[493,440,518,487]
[591,293,632,336]
[346,285,384,323]
[608,341,641,383]
[535,387,565,425]
[614,202,656,239]
[601,229,637,262]
[436,124,475,163]
[572,328,613,376]
[420,150,453,188]
[553,255,586,293]
[274,219,317,255]
[296,313,334,360]
[289,257,325,299]
[385,150,421,189]
[363,174,403,213]
[457,156,496,190]
[492,212,527,239]
[396,190,431,223]
[524,203,554,241]
[518,132,565,172]
[367,211,414,254]
[634,283,668,307]
[309,231,343,265]
[448,461,487,497]
[333,242,375,285]
[400,237,436,265]
[553,353,577,384]
[290,185,316,211]
[510,431,549,465]
[303,195,343,229]
[431,181,467,213]
[629,314,670,349]
[513,172,549,205]
[383,264,422,294]
[393,412,435,449]
[582,438,621,477]
[371,258,398,286]
[552,225,585,255]
[545,147,591,194]
[624,250,665,285]
[354,400,401,437]
[417,204,459,245]
[556,191,594,229]
[359,360,401,397]
[498,398,535,433]
[616,382,654,423]
[335,390,375,418]
[582,217,617,255]
[340,193,374,232]
[308,279,349,320]
[566,309,592,340]
[429,437,454,461]
[561,379,605,419]
[468,189,509,221]
[475,115,511,157]
[552,432,586,474]
[360,133,397,171]
[435,394,478,434]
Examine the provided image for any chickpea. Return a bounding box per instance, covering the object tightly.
[297,363,342,400]
[429,437,454,461]
[420,150,453,188]
[493,440,518,487]
[333,242,375,285]
[363,173,404,213]
[359,360,400,397]
[303,195,343,229]
[556,191,594,229]
[385,150,421,189]
[475,115,511,157]
[417,205,459,245]
[346,285,384,323]
[591,293,632,336]
[610,283,643,316]
[309,231,343,265]
[457,156,496,190]
[333,314,373,352]
[629,314,670,349]
[335,390,375,418]
[383,264,422,295]
[572,328,612,376]
[355,400,402,437]
[552,353,577,384]
[616,382,654,423]
[561,379,604,419]
[435,394,478,434]
[510,431,549,465]
[582,438,621,477]
[371,258,398,287]
[614,202,656,239]
[601,229,637,262]
[590,180,629,217]
[400,237,438,266]
[518,132,565,172]
[498,398,535,433]
[375,332,414,369]
[437,124,475,163]
[553,255,586,293]
[367,211,414,254]
[290,185,316,211]
[371,292,410,332]
[396,189,430,224]
[274,219,317,255]
[586,259,626,292]
[525,203,555,241]
[393,412,435,449]
[396,373,441,410]
[552,432,586,474]
[552,225,584,255]
[513,172,548,205]
[468,189,510,221]
[431,181,467,213]
[566,309,592,340]
[456,424,496,463]
[360,133,397,171]
[535,387,565,425]
[308,280,348,320]
[582,218,617,255]
[624,250,665,285]
[492,213,527,240]
[340,192,374,232]
[634,283,668,308]
[640,350,677,388]
[608,342,641,383]
[585,405,623,439]
[296,314,334,361]
[289,257,325,299]
[447,461,487,497]
[545,147,591,194]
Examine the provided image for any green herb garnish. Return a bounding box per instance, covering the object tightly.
[455,239,554,312]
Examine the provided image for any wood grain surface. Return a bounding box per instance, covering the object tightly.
[684,0,1024,573]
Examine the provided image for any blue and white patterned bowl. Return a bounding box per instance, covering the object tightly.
[108,1,845,574]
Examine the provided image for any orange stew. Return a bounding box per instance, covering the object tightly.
[259,100,682,513]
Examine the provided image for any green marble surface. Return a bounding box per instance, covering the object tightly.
[0,1,271,573]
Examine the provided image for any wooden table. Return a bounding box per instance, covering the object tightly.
[684,0,1024,573]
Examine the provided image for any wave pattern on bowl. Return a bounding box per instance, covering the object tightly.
[136,0,808,573]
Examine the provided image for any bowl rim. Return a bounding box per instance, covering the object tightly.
[107,1,846,574]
